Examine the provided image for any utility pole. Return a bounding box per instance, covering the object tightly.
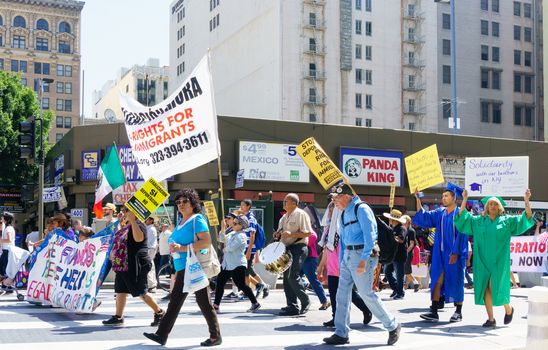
[38,77,54,239]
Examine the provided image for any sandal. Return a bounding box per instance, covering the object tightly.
[319,302,331,310]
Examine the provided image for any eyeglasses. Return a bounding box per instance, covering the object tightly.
[175,199,190,205]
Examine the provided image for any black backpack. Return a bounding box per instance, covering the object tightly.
[341,201,398,264]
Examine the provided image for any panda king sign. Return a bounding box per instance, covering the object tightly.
[340,148,403,187]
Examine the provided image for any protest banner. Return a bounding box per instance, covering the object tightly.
[404,144,444,193]
[464,156,529,197]
[119,55,220,182]
[203,201,220,226]
[27,223,117,312]
[510,235,548,273]
[125,178,169,222]
[340,148,403,187]
[43,186,62,203]
[296,137,344,190]
[389,182,396,209]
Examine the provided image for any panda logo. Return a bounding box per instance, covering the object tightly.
[344,158,362,178]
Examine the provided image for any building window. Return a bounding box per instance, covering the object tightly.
[355,20,362,35]
[443,65,451,84]
[13,16,26,28]
[365,21,372,36]
[442,39,451,55]
[481,20,489,35]
[11,59,18,72]
[408,99,416,113]
[0,35,2,47]
[481,45,489,61]
[492,70,501,90]
[408,27,415,41]
[64,117,71,128]
[365,118,372,127]
[480,0,488,11]
[514,73,522,92]
[524,27,532,42]
[481,69,489,88]
[514,25,521,40]
[524,3,532,18]
[309,38,316,52]
[492,103,502,124]
[514,106,522,125]
[163,81,168,99]
[492,22,499,37]
[514,50,521,65]
[65,82,73,94]
[355,118,363,126]
[56,82,63,93]
[365,94,372,109]
[365,45,372,60]
[309,88,317,103]
[408,123,416,131]
[56,116,63,127]
[442,13,450,30]
[365,0,372,11]
[355,0,361,10]
[481,101,489,122]
[492,0,499,12]
[355,68,363,83]
[42,97,49,109]
[309,113,317,122]
[365,69,372,85]
[309,63,317,78]
[56,99,64,111]
[408,75,416,88]
[0,58,4,70]
[59,21,71,33]
[12,35,25,49]
[36,18,49,31]
[355,93,362,108]
[57,64,64,76]
[513,1,521,16]
[355,44,362,59]
[58,41,71,54]
[34,62,42,74]
[492,47,500,62]
[442,99,451,119]
[309,13,317,27]
[525,107,533,126]
[524,51,532,67]
[65,65,72,77]
[524,75,533,93]
[36,37,48,51]
[56,133,63,143]
[64,100,72,112]
[0,15,2,26]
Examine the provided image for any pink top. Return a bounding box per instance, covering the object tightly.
[326,245,340,277]
[307,231,319,258]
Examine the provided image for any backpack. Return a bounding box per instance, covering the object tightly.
[254,223,266,250]
[341,201,398,264]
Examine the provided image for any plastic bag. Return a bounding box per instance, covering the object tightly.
[183,244,209,293]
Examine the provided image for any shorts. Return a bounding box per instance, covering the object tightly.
[404,252,413,275]
[114,264,151,297]
[246,253,257,277]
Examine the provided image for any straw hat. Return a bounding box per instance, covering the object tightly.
[103,203,117,212]
[383,209,407,224]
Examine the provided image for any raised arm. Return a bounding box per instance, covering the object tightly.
[524,189,532,219]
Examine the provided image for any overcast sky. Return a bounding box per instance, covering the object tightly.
[81,0,170,119]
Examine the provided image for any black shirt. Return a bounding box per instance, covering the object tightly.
[393,224,408,262]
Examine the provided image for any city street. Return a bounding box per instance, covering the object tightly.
[0,284,530,349]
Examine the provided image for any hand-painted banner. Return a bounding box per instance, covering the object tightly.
[404,144,444,193]
[27,223,117,312]
[119,55,220,181]
[464,156,529,197]
[43,186,62,203]
[296,137,344,190]
[510,235,548,273]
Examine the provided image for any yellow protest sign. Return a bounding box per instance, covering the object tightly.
[404,144,445,193]
[125,178,169,222]
[296,137,344,190]
[203,201,219,226]
[389,182,396,209]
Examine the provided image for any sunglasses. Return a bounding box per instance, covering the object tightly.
[121,208,129,213]
[175,199,190,205]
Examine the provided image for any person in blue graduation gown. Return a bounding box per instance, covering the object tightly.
[412,183,469,323]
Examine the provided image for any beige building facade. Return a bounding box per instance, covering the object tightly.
[0,0,84,143]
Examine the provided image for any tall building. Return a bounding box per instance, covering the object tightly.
[169,0,543,140]
[91,58,170,123]
[0,0,84,143]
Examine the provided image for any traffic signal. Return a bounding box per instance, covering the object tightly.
[18,121,35,159]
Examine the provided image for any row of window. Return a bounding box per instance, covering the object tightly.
[355,20,372,36]
[210,0,220,12]
[355,69,373,84]
[176,43,185,59]
[355,0,372,12]
[355,44,372,60]
[480,101,534,126]
[514,73,534,93]
[481,45,500,62]
[355,118,373,127]
[176,25,185,40]
[480,68,502,90]
[4,35,72,53]
[513,1,532,18]
[54,99,73,112]
[210,14,220,32]
[176,61,185,76]
[55,116,72,129]
[514,105,534,126]
[176,7,185,23]
[355,93,373,109]
[514,50,532,67]
[480,0,500,13]
[513,25,532,42]
[1,59,73,77]
[480,20,500,37]
[0,15,72,33]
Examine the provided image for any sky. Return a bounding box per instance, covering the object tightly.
[81,0,170,119]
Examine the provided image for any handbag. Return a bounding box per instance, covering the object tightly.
[183,243,210,293]
[110,225,129,272]
[193,217,221,278]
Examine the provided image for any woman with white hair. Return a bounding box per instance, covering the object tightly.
[454,189,534,328]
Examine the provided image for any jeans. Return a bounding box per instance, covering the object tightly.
[327,275,370,319]
[385,260,405,297]
[214,266,257,305]
[335,249,397,338]
[465,268,473,285]
[302,257,327,304]
[283,244,310,312]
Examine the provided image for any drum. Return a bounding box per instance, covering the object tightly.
[259,242,292,275]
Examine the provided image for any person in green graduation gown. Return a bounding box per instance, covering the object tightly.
[454,189,534,328]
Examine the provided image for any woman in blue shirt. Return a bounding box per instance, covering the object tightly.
[144,188,221,347]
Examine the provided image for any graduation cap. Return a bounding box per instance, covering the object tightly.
[445,182,464,199]
[469,182,482,193]
[481,196,507,208]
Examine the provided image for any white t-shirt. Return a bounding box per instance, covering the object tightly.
[158,229,172,256]
[146,225,158,250]
[1,225,16,250]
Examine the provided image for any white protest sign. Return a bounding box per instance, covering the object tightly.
[510,235,548,273]
[43,186,62,203]
[119,55,220,181]
[464,156,528,197]
[70,208,85,218]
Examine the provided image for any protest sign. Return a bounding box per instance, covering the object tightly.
[296,137,344,190]
[510,235,548,273]
[125,178,169,222]
[404,144,444,193]
[464,156,529,197]
[340,148,403,187]
[389,182,396,209]
[235,169,244,189]
[43,186,62,203]
[27,224,117,312]
[119,55,220,182]
[203,201,219,226]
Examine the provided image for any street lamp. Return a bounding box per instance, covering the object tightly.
[37,77,54,239]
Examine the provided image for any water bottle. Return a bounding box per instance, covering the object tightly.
[168,237,180,259]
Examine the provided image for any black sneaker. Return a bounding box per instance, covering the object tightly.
[102,315,124,326]
[323,334,349,345]
[323,319,335,327]
[420,312,439,322]
[300,303,310,315]
[449,312,462,323]
[262,286,270,299]
[255,283,265,298]
[363,311,373,325]
[387,323,401,345]
[482,319,496,328]
[200,337,222,346]
[143,332,167,346]
[414,284,420,292]
[279,308,300,316]
[504,307,514,325]
[389,291,397,298]
[151,309,165,327]
[247,303,261,313]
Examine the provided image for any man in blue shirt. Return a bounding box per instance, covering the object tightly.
[323,182,401,346]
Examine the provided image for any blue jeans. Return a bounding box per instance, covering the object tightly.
[302,257,328,304]
[335,250,397,338]
[385,260,405,297]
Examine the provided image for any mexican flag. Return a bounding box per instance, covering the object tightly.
[93,145,126,219]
